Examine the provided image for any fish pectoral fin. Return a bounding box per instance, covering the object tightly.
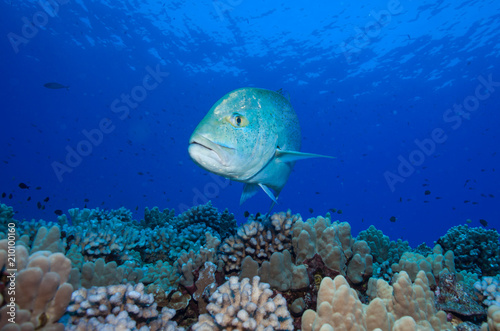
[258,184,278,204]
[240,183,260,205]
[275,149,335,163]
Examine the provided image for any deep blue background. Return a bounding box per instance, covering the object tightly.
[1,0,498,247]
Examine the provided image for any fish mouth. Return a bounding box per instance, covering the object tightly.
[188,135,234,167]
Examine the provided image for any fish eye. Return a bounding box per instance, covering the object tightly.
[226,113,249,128]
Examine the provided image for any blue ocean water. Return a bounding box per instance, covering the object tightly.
[1,0,498,248]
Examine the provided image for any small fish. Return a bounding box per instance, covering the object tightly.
[390,216,397,222]
[464,200,470,203]
[188,88,334,207]
[329,208,336,213]
[424,190,431,195]
[479,219,488,227]
[54,210,63,216]
[337,209,343,214]
[244,211,250,217]
[489,194,495,198]
[18,183,30,189]
[8,194,12,199]
[465,219,472,223]
[44,82,69,90]
[44,197,49,202]
[27,196,31,201]
[35,186,41,190]
[309,208,314,213]
[1,192,5,198]
[84,198,89,202]
[37,201,42,209]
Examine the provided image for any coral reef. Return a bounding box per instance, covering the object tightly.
[436,224,500,276]
[0,202,497,330]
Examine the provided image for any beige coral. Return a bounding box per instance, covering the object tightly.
[292,215,373,284]
[0,240,73,331]
[391,244,455,286]
[302,271,453,331]
[482,305,500,331]
[192,276,293,330]
[240,249,309,291]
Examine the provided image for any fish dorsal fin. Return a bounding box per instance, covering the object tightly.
[240,183,260,205]
[275,149,335,163]
[276,88,290,101]
[258,183,278,204]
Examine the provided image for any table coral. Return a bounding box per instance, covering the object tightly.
[192,276,293,330]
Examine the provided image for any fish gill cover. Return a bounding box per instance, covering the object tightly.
[0,0,499,330]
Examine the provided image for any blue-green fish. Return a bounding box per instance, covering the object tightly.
[188,87,333,205]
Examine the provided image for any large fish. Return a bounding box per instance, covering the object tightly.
[188,87,333,205]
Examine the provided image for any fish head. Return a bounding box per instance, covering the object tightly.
[189,88,280,181]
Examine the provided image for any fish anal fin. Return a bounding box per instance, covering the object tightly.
[276,149,335,163]
[258,183,278,204]
[240,183,260,205]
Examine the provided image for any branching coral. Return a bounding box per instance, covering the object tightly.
[219,210,299,274]
[67,283,183,330]
[192,276,293,330]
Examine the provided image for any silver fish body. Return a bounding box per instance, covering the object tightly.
[188,87,332,204]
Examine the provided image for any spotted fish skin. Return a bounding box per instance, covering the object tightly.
[188,87,333,204]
